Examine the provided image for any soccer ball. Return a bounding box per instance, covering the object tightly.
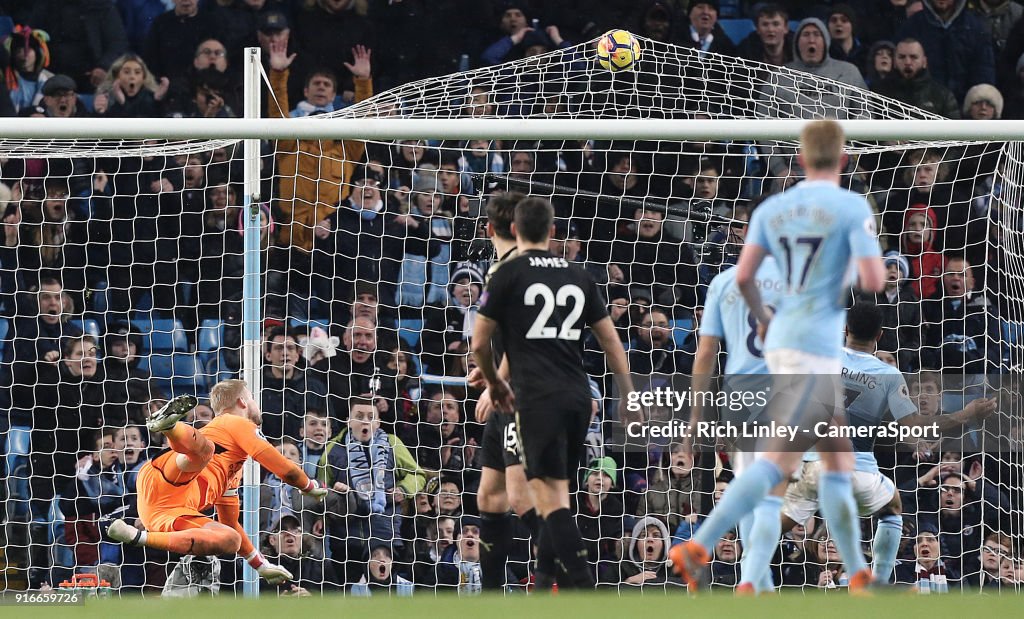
[596,30,641,72]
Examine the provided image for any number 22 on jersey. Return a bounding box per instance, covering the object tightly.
[524,283,585,340]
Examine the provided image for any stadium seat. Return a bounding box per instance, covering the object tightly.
[197,319,228,389]
[719,19,755,45]
[1000,319,1024,368]
[671,318,695,348]
[132,318,188,352]
[138,352,205,396]
[0,317,7,356]
[69,319,101,340]
[4,425,31,520]
[398,318,423,349]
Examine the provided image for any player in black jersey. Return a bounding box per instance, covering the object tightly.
[467,192,541,591]
[472,197,634,590]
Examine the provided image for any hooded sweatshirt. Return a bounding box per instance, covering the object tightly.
[615,516,677,587]
[901,205,944,300]
[755,18,868,119]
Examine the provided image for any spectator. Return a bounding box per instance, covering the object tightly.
[206,0,276,65]
[894,521,959,585]
[185,400,215,429]
[289,68,341,117]
[613,516,678,588]
[319,396,423,583]
[101,322,154,425]
[575,456,626,584]
[871,251,922,371]
[864,40,896,88]
[32,0,127,93]
[115,424,149,495]
[37,74,91,117]
[480,3,532,66]
[962,83,1004,119]
[260,514,339,594]
[292,0,375,102]
[610,207,699,309]
[632,1,683,44]
[390,173,453,309]
[64,428,127,573]
[421,262,484,375]
[921,255,1001,373]
[412,388,471,474]
[827,4,866,68]
[435,516,483,594]
[482,24,570,66]
[959,531,1017,589]
[709,530,741,588]
[4,26,54,114]
[921,473,987,569]
[682,2,737,57]
[634,443,698,533]
[736,3,793,65]
[872,38,960,118]
[898,0,995,102]
[757,17,868,119]
[549,220,608,290]
[899,205,944,301]
[974,0,1022,57]
[412,514,456,587]
[350,545,414,596]
[260,438,302,532]
[144,0,221,83]
[316,317,395,421]
[628,308,693,374]
[299,408,331,479]
[266,34,373,292]
[261,325,329,440]
[875,349,900,367]
[164,39,239,117]
[93,54,170,117]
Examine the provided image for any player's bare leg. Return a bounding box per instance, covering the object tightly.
[817,429,873,592]
[108,518,241,556]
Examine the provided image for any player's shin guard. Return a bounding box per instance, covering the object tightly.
[818,472,869,576]
[165,423,213,468]
[693,459,784,553]
[872,514,902,584]
[544,508,594,589]
[740,496,783,594]
[480,511,512,591]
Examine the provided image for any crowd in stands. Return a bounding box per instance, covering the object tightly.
[0,0,1022,596]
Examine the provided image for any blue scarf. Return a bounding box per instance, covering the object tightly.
[346,428,391,514]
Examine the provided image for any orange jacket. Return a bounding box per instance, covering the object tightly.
[269,68,373,252]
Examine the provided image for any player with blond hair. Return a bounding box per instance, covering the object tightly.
[106,380,328,584]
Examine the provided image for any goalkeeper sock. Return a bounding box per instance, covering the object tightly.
[694,459,783,553]
[872,514,902,584]
[819,472,869,576]
[740,495,783,594]
[544,508,594,589]
[145,527,239,556]
[165,423,212,468]
[480,511,512,591]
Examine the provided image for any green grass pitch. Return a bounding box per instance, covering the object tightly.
[17,591,1022,619]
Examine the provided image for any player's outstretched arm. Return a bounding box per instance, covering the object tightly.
[235,427,327,498]
[899,397,998,433]
[591,316,636,424]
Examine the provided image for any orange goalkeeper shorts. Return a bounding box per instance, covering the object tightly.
[135,455,214,532]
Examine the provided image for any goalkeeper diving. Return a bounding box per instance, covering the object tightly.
[105,379,328,585]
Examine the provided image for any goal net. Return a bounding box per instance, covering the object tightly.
[0,34,1020,595]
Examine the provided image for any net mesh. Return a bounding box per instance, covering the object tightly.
[0,34,1021,595]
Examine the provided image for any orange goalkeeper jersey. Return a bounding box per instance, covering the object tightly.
[194,414,310,510]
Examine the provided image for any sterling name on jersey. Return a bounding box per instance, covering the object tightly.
[806,347,917,473]
[746,180,882,359]
[701,257,785,375]
[478,249,608,412]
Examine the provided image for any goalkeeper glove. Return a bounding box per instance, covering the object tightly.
[246,550,293,585]
[299,478,329,500]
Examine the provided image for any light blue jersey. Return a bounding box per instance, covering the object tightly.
[746,181,881,359]
[701,258,785,375]
[806,347,917,472]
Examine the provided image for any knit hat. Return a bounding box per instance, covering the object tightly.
[691,0,720,11]
[962,83,1004,119]
[883,250,910,280]
[450,262,485,292]
[828,3,858,31]
[585,456,618,485]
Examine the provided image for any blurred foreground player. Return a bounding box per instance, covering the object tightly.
[106,380,328,584]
